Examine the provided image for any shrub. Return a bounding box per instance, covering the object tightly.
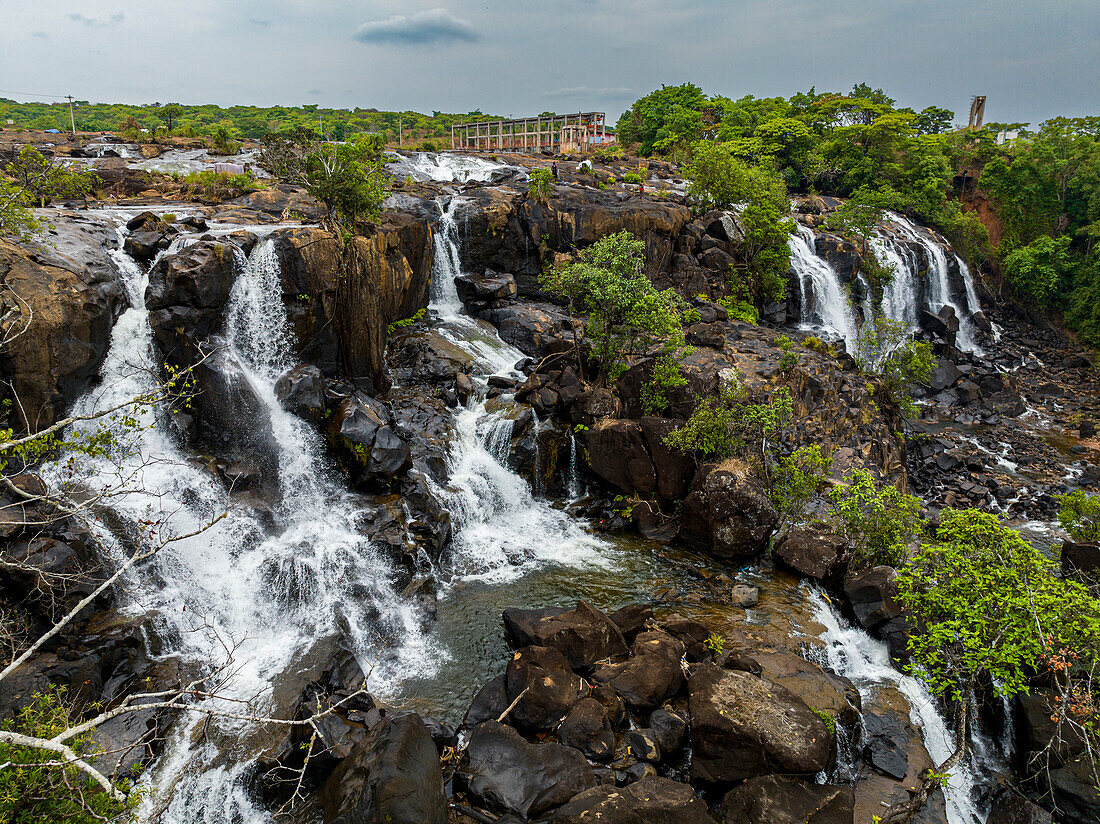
[182,170,262,200]
[592,145,624,162]
[1057,490,1100,543]
[528,168,555,202]
[540,231,687,384]
[623,172,644,185]
[0,687,138,823]
[827,468,922,569]
[854,315,934,417]
[718,296,759,325]
[641,351,690,415]
[775,334,799,372]
[771,445,834,528]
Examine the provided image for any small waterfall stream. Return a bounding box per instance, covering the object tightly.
[793,211,985,354]
[427,197,607,585]
[788,224,859,349]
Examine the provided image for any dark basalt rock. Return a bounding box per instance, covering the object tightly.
[844,566,903,629]
[688,663,833,784]
[986,788,1052,824]
[463,674,509,730]
[608,603,653,643]
[328,394,412,483]
[591,631,685,710]
[680,460,779,559]
[1061,540,1099,579]
[502,600,628,670]
[721,776,854,824]
[455,270,517,303]
[320,711,447,824]
[649,707,687,753]
[505,645,585,732]
[773,525,848,580]
[275,364,327,421]
[457,721,596,819]
[552,776,717,824]
[557,697,615,761]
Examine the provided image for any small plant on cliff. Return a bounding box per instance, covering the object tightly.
[775,334,799,372]
[854,314,933,418]
[0,687,139,824]
[386,307,426,336]
[770,445,834,529]
[540,230,688,385]
[889,508,1100,824]
[1057,490,1100,543]
[826,468,921,570]
[640,351,690,415]
[528,168,555,203]
[664,374,793,476]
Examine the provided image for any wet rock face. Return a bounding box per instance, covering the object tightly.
[146,239,238,365]
[327,394,412,485]
[551,775,718,824]
[320,711,447,824]
[721,775,854,824]
[505,645,585,732]
[271,213,433,394]
[680,460,779,560]
[0,231,124,430]
[688,663,834,784]
[773,525,848,580]
[457,720,597,819]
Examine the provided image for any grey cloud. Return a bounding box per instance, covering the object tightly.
[30,31,48,39]
[248,18,271,27]
[353,8,478,45]
[544,86,634,100]
[67,12,125,27]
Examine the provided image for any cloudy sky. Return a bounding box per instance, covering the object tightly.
[2,1,1097,125]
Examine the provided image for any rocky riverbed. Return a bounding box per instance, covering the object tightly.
[0,143,1095,824]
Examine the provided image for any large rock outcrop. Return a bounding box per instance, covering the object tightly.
[0,224,123,430]
[272,211,433,393]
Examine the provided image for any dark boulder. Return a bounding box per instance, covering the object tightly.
[503,601,628,670]
[1061,540,1099,579]
[463,674,509,729]
[552,776,717,824]
[680,460,778,559]
[320,711,447,824]
[455,271,517,303]
[721,776,854,824]
[843,566,902,629]
[591,631,685,710]
[986,789,1052,824]
[688,664,833,784]
[774,526,847,580]
[649,707,687,753]
[557,697,615,761]
[328,395,412,482]
[457,721,596,818]
[274,364,326,420]
[609,603,653,643]
[505,645,585,732]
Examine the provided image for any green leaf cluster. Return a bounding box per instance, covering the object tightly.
[540,231,687,384]
[0,688,138,823]
[1057,490,1100,543]
[827,468,922,569]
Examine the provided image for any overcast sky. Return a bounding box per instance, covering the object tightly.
[2,1,1097,126]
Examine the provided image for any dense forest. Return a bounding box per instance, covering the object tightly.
[615,83,1100,346]
[0,98,503,150]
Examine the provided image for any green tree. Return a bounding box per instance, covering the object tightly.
[5,147,98,208]
[615,84,707,155]
[890,509,1100,824]
[162,103,183,132]
[1057,490,1100,543]
[540,231,687,383]
[827,468,921,569]
[912,106,954,135]
[854,315,934,418]
[1002,235,1075,306]
[771,444,834,529]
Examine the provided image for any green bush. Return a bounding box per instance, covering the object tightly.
[528,168,555,202]
[854,315,934,417]
[623,172,644,185]
[0,687,138,823]
[540,231,687,384]
[771,445,834,527]
[641,351,690,415]
[827,468,922,569]
[718,296,759,325]
[1057,490,1100,543]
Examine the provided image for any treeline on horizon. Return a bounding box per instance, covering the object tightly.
[0,98,506,149]
[614,82,1100,348]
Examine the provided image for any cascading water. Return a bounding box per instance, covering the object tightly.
[386,151,511,184]
[808,589,1000,824]
[789,224,859,349]
[48,214,433,822]
[427,195,607,584]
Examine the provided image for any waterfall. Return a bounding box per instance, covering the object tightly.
[789,224,859,349]
[808,590,991,824]
[567,428,582,501]
[47,214,434,823]
[879,213,982,352]
[427,196,607,585]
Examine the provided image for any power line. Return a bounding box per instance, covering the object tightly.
[0,89,73,100]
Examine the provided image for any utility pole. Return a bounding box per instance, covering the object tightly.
[65,95,76,136]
